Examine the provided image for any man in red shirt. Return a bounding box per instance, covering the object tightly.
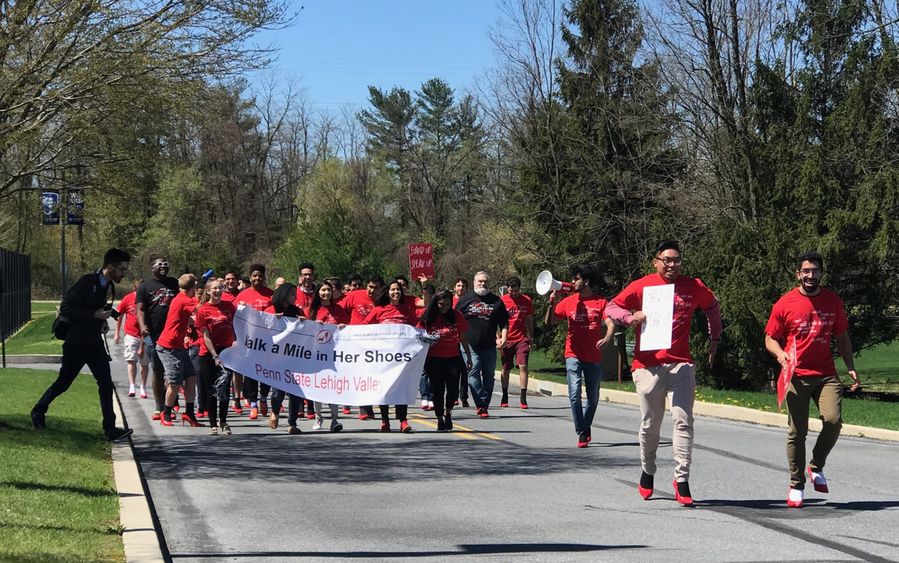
[155,274,200,426]
[606,241,721,506]
[500,277,534,409]
[236,264,274,420]
[221,271,240,303]
[341,275,384,419]
[764,251,861,508]
[546,265,614,447]
[295,262,316,311]
[114,278,149,399]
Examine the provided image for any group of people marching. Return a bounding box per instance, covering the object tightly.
[33,240,862,510]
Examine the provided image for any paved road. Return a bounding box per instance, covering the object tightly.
[103,344,898,563]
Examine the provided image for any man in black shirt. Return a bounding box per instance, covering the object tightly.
[135,257,179,419]
[31,248,133,441]
[456,271,509,418]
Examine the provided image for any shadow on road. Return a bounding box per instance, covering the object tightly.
[134,434,634,484]
[170,542,649,559]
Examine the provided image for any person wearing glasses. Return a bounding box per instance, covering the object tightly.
[764,251,861,508]
[136,257,180,421]
[605,240,722,507]
[32,248,134,442]
[295,262,318,419]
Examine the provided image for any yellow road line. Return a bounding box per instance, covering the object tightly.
[410,413,503,442]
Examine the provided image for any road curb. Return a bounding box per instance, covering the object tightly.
[111,390,166,562]
[4,354,63,364]
[523,374,899,443]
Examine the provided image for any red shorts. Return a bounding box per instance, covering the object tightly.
[502,339,530,370]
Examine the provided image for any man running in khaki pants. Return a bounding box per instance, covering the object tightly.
[764,251,861,508]
[606,240,721,507]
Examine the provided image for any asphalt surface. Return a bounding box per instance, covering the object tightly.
[88,341,899,563]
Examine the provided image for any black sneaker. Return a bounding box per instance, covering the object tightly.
[31,411,47,430]
[105,428,134,442]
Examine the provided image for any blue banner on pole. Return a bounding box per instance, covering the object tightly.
[41,192,60,225]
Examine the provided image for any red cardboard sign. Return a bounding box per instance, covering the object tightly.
[408,243,435,280]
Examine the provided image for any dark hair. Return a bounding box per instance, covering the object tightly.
[506,276,521,287]
[348,273,363,284]
[103,248,131,267]
[454,277,468,287]
[374,279,404,306]
[307,281,334,321]
[249,263,266,275]
[272,283,301,317]
[422,282,436,295]
[224,270,238,278]
[420,290,457,327]
[239,275,250,285]
[795,251,824,271]
[655,240,681,255]
[570,264,601,288]
[298,262,315,273]
[395,274,409,285]
[369,275,385,286]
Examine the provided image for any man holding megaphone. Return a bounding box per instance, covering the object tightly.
[544,265,615,449]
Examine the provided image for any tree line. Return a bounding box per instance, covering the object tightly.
[1,0,897,390]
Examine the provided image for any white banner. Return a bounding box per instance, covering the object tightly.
[639,284,675,351]
[220,305,428,405]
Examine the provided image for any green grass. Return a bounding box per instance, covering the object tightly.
[0,368,124,562]
[4,314,62,355]
[31,300,60,315]
[853,342,899,392]
[528,350,899,431]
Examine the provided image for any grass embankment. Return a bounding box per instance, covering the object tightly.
[4,301,62,356]
[0,368,124,562]
[528,349,899,431]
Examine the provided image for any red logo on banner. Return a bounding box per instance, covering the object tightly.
[408,243,435,280]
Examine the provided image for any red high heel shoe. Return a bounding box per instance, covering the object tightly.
[181,414,203,427]
[160,417,174,427]
[673,480,694,507]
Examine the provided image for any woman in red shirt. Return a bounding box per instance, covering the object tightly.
[196,278,237,435]
[267,283,307,435]
[364,279,417,432]
[418,290,472,431]
[305,280,349,431]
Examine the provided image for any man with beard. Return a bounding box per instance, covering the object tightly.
[456,271,508,418]
[764,251,861,508]
[136,257,179,420]
[341,275,384,420]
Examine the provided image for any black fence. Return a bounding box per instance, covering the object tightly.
[1,247,32,343]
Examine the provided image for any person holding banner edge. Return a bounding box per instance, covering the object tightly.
[266,282,308,434]
[236,264,274,421]
[305,280,349,432]
[341,275,384,420]
[764,251,860,508]
[605,240,721,507]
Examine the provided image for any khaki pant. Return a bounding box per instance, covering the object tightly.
[633,363,695,482]
[786,375,842,489]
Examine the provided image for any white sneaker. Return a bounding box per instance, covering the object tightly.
[330,421,343,432]
[787,488,803,508]
[427,401,434,410]
[421,399,429,409]
[312,421,323,431]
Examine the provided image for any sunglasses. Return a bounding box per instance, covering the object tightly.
[153,262,170,269]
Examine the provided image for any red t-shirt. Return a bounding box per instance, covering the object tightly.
[195,300,236,356]
[306,303,350,325]
[116,292,141,338]
[554,294,608,363]
[501,293,534,343]
[341,289,375,325]
[364,304,417,325]
[237,286,273,311]
[612,274,717,369]
[295,288,315,310]
[221,290,238,303]
[156,292,197,350]
[419,314,469,358]
[765,288,848,377]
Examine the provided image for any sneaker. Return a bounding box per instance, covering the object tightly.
[577,432,589,448]
[139,388,148,399]
[312,421,324,431]
[787,487,803,508]
[287,425,300,435]
[638,471,654,499]
[151,411,162,421]
[807,466,829,493]
[421,399,429,410]
[128,385,136,398]
[268,412,279,429]
[400,420,412,433]
[105,427,134,442]
[380,422,391,432]
[673,480,694,507]
[209,426,219,436]
[248,407,258,420]
[31,411,47,430]
[220,423,231,435]
[341,406,351,415]
[330,421,343,433]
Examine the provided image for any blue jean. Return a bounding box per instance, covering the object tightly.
[566,357,603,435]
[419,370,431,401]
[468,347,497,409]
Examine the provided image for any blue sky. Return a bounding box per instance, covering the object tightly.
[248,0,505,113]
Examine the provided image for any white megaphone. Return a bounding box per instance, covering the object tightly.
[535,270,575,296]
